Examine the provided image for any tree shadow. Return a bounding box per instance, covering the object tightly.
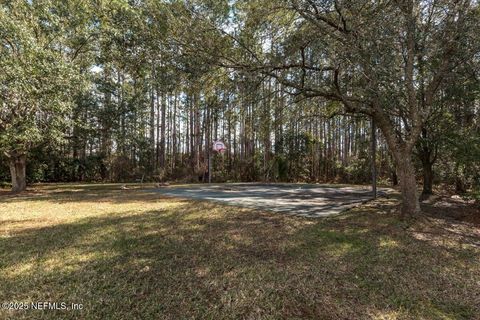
[1,199,479,319]
[0,184,167,204]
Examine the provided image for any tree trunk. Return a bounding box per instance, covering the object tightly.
[371,118,377,199]
[10,153,27,193]
[149,82,156,170]
[455,164,467,194]
[172,93,177,170]
[160,92,166,169]
[396,156,421,216]
[421,160,433,195]
[373,107,422,217]
[417,128,436,196]
[193,92,200,172]
[391,170,398,186]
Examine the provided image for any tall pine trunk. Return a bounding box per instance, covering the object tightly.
[149,83,156,171]
[9,153,27,193]
[159,92,166,169]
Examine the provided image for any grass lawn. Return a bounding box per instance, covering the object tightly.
[0,184,479,319]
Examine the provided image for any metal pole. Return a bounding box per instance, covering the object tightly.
[371,117,377,199]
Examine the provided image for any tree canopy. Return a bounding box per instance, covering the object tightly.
[1,0,479,216]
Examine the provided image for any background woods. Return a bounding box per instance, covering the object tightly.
[1,0,479,215]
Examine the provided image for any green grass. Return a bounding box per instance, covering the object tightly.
[0,184,479,319]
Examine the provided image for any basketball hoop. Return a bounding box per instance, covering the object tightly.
[213,141,226,153]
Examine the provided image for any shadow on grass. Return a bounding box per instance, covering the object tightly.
[1,197,479,319]
[0,183,163,205]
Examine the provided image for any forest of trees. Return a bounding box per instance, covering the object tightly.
[1,0,479,216]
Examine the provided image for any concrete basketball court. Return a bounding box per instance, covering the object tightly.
[154,183,388,218]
